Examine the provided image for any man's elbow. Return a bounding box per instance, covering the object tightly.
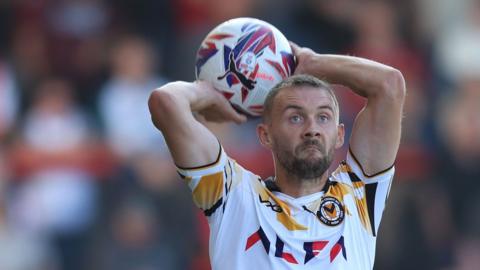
[148,86,177,130]
[381,68,406,103]
[149,87,168,110]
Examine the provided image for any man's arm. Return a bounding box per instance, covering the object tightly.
[148,81,246,168]
[292,44,406,175]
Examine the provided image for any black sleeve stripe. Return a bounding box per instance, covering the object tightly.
[204,197,223,217]
[222,162,231,213]
[365,182,378,237]
[348,147,394,178]
[227,160,233,192]
[347,171,362,183]
[224,166,229,196]
[176,141,223,170]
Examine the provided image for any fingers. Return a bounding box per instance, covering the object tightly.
[289,41,306,74]
[289,41,300,54]
[195,80,216,93]
[289,41,316,56]
[288,41,317,75]
[201,106,247,124]
[235,113,248,124]
[195,80,247,124]
[219,99,247,124]
[206,83,247,124]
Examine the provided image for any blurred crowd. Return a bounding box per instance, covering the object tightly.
[0,0,479,269]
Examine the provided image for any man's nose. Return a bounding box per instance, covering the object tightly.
[302,118,321,138]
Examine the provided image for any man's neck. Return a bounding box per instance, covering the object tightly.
[274,169,329,198]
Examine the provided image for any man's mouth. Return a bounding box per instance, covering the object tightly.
[303,145,320,151]
[297,141,324,156]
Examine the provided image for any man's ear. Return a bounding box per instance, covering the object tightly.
[335,123,345,149]
[257,123,272,149]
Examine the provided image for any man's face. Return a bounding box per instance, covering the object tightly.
[258,86,344,180]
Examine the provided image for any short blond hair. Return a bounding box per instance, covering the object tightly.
[262,74,340,123]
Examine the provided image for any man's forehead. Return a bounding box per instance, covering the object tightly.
[273,86,336,110]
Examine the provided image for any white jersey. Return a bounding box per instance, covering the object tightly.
[177,145,394,270]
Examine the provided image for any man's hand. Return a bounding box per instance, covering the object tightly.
[149,80,245,168]
[193,81,247,124]
[290,42,316,76]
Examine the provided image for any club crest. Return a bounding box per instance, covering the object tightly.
[317,196,345,226]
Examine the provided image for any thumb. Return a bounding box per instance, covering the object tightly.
[289,41,301,54]
[235,112,248,124]
[211,90,246,124]
[226,104,248,124]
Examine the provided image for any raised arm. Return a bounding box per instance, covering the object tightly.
[148,81,246,168]
[292,44,406,175]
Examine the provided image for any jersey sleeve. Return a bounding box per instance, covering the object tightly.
[336,148,395,236]
[176,144,240,220]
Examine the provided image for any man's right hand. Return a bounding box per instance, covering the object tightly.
[193,81,247,124]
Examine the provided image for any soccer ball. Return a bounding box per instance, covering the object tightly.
[195,17,296,117]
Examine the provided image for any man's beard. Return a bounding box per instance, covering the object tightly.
[274,139,334,181]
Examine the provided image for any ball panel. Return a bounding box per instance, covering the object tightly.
[195,17,295,117]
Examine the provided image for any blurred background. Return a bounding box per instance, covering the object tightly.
[0,0,479,269]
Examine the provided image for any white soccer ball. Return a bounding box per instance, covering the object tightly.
[195,17,296,117]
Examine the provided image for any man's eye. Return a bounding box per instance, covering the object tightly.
[290,115,303,124]
[318,115,329,123]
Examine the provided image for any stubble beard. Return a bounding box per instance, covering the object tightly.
[274,139,335,181]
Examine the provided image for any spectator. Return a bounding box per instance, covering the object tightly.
[45,0,110,108]
[8,78,112,270]
[96,35,199,269]
[88,194,179,270]
[99,36,166,158]
[435,75,480,266]
[0,165,59,270]
[98,35,178,189]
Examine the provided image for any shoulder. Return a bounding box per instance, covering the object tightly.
[176,144,228,178]
[331,148,395,186]
[176,144,257,188]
